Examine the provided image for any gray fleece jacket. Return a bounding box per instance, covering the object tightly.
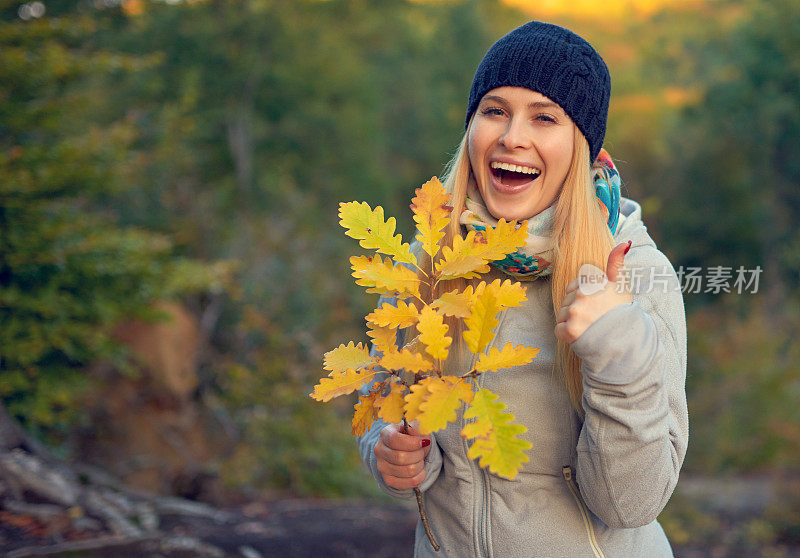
[357,198,688,558]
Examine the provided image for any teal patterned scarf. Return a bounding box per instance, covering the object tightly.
[459,148,623,281]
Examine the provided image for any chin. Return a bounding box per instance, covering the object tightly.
[489,210,526,222]
[487,204,534,222]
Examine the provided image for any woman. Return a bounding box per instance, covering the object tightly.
[358,21,688,557]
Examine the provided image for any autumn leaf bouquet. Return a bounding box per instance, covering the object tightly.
[310,177,539,480]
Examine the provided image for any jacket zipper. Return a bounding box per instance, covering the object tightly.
[470,354,491,558]
[562,466,606,558]
[473,306,506,558]
[479,466,491,558]
[471,383,491,558]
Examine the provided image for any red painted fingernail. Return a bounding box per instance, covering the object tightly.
[421,439,431,448]
[623,240,632,255]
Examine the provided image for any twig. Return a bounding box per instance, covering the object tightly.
[413,486,439,552]
[402,418,440,552]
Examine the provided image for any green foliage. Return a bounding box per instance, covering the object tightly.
[0,7,230,441]
[217,307,378,497]
[634,0,800,300]
[683,297,800,473]
[659,480,800,556]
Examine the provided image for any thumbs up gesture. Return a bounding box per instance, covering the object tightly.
[555,241,633,344]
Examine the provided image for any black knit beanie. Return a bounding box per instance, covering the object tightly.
[466,21,611,162]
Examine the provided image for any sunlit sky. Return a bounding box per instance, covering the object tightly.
[503,0,696,18]
[15,0,709,21]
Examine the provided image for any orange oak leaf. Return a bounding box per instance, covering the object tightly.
[377,382,406,424]
[352,388,382,436]
[411,177,452,259]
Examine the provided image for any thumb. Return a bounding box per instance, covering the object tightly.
[606,240,632,282]
[405,421,431,442]
[405,420,424,437]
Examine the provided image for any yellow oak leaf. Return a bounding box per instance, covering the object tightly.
[352,388,381,436]
[434,231,490,280]
[323,342,375,375]
[401,334,423,354]
[310,369,381,402]
[350,254,420,298]
[483,279,527,309]
[435,220,527,281]
[431,288,472,318]
[417,305,451,361]
[366,300,419,329]
[461,388,532,480]
[460,408,492,439]
[416,376,474,435]
[380,349,434,373]
[474,343,540,373]
[404,376,437,423]
[367,323,397,356]
[463,286,502,354]
[411,177,452,258]
[339,201,417,265]
[472,219,529,261]
[377,382,406,424]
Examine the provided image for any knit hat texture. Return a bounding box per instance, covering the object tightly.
[466,21,611,162]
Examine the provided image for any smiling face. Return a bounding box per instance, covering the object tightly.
[467,86,576,222]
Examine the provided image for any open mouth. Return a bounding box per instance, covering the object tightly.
[490,162,541,187]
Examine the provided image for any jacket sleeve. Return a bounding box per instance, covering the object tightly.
[570,244,689,529]
[356,295,444,500]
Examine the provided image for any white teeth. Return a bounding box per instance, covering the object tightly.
[490,161,541,176]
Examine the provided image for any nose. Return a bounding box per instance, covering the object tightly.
[498,116,532,150]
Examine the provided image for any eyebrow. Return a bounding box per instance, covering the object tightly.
[482,95,564,113]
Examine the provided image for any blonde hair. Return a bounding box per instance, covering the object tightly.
[415,121,613,413]
[551,126,615,413]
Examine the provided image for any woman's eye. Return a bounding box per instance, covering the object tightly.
[536,114,557,123]
[480,107,505,116]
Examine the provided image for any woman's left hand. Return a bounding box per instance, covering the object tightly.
[555,241,633,344]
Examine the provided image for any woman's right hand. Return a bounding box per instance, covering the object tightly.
[374,422,432,490]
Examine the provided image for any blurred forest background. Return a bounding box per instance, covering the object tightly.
[1,0,799,555]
